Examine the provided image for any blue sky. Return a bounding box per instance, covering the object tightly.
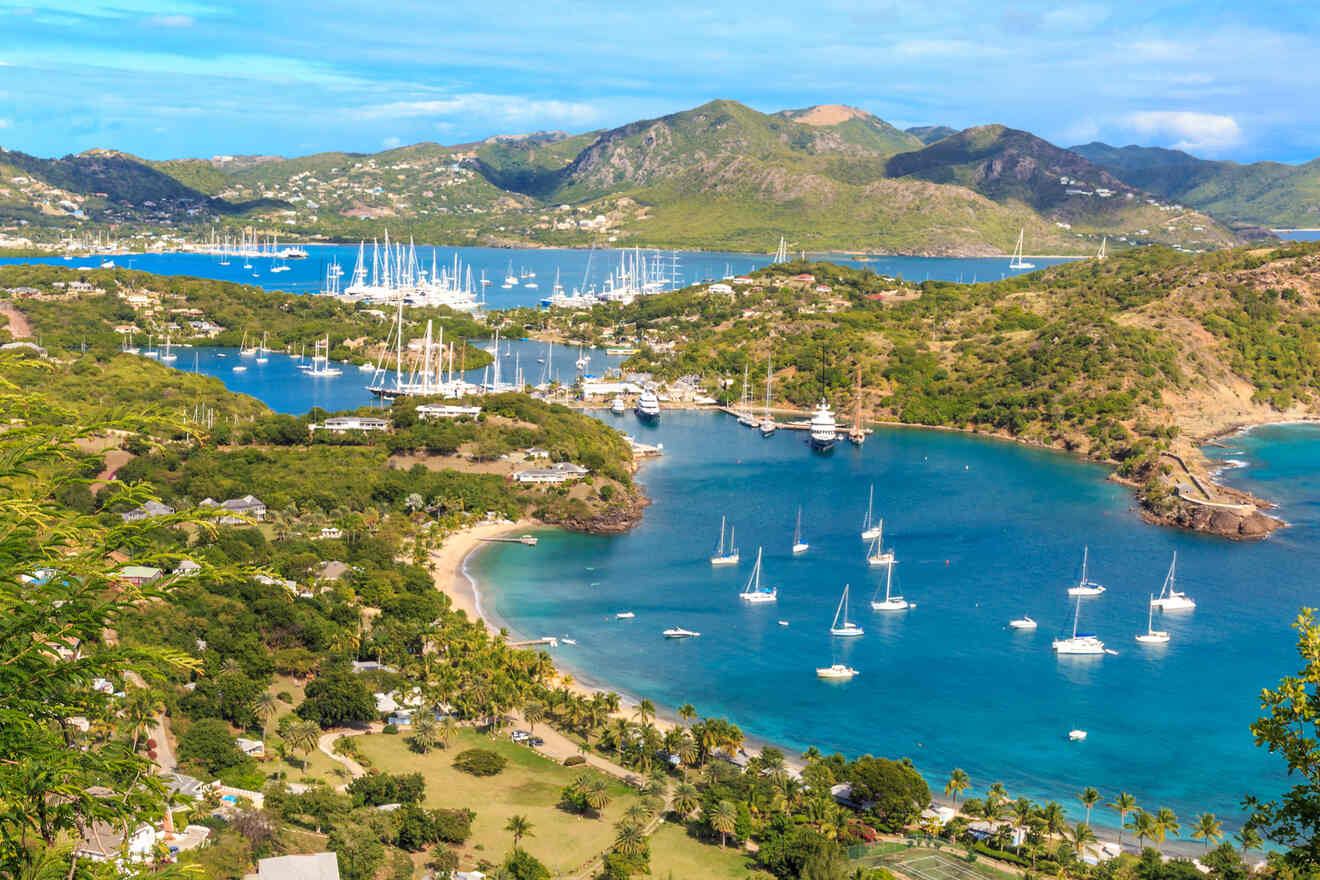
[0,0,1316,163]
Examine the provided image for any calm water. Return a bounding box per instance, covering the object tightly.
[0,246,1071,309]
[1277,230,1320,241]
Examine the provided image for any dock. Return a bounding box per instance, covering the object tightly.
[509,636,559,649]
[478,534,538,546]
[715,406,873,436]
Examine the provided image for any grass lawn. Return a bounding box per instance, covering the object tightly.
[355,728,638,877]
[647,822,774,880]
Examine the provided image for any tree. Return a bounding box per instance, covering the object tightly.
[846,755,930,831]
[1066,822,1096,857]
[410,713,438,753]
[1109,792,1138,847]
[945,768,971,804]
[178,718,249,775]
[1192,813,1223,851]
[613,821,648,857]
[523,700,545,735]
[672,782,699,819]
[799,843,848,880]
[1077,787,1100,826]
[633,698,656,727]
[708,799,739,847]
[505,814,533,853]
[285,719,322,766]
[1245,609,1320,869]
[439,714,459,749]
[298,668,376,728]
[1127,809,1159,849]
[329,821,385,880]
[1155,807,1180,842]
[1235,826,1262,858]
[500,849,550,880]
[255,690,281,743]
[678,703,696,724]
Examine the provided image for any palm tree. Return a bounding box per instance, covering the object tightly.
[1190,813,1222,851]
[945,768,971,805]
[614,821,647,857]
[1012,798,1034,846]
[1066,822,1097,858]
[1077,787,1100,827]
[583,776,612,816]
[1109,792,1137,847]
[438,715,459,750]
[504,815,533,852]
[410,714,438,753]
[672,782,699,820]
[523,700,545,735]
[1235,826,1262,858]
[1039,801,1067,839]
[1155,807,1180,843]
[633,698,656,727]
[986,782,1008,812]
[623,802,651,825]
[1127,809,1158,849]
[678,703,696,724]
[708,799,738,848]
[285,720,320,768]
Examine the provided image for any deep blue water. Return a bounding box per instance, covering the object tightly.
[1277,230,1320,241]
[0,245,1071,309]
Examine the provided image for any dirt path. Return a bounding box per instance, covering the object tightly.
[318,725,377,790]
[0,302,31,339]
[508,709,640,785]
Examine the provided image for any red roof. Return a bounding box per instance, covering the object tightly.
[865,293,886,300]
[793,273,816,282]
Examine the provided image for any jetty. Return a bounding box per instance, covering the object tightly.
[478,534,538,546]
[716,406,872,437]
[509,636,559,649]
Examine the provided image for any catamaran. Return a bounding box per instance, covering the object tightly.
[816,663,858,680]
[860,485,882,541]
[739,548,778,603]
[1149,553,1195,610]
[1067,547,1106,597]
[870,560,908,611]
[710,517,740,566]
[1136,594,1170,644]
[792,506,808,555]
[865,529,895,567]
[1052,596,1105,655]
[1009,227,1036,270]
[829,585,864,637]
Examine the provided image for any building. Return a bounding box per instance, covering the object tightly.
[235,737,265,758]
[206,495,267,524]
[254,853,341,880]
[121,500,175,522]
[76,822,160,865]
[416,403,481,420]
[118,565,163,586]
[311,416,390,434]
[315,527,343,540]
[512,462,589,484]
[580,380,641,399]
[174,559,202,577]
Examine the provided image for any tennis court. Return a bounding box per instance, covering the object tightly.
[863,846,1016,880]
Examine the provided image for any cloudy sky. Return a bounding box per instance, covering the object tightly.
[0,0,1315,163]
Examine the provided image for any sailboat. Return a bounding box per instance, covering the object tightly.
[710,517,739,566]
[575,344,589,371]
[1096,236,1108,261]
[1009,228,1036,270]
[255,331,269,364]
[792,507,808,555]
[866,530,895,567]
[737,364,758,427]
[239,330,256,357]
[759,356,777,436]
[159,333,177,362]
[739,548,778,603]
[1067,547,1106,596]
[503,260,518,288]
[1149,553,1195,610]
[860,486,882,541]
[1136,594,1170,644]
[848,365,865,445]
[870,561,908,611]
[829,585,864,637]
[1052,596,1105,654]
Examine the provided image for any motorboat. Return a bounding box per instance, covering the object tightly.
[1009,616,1038,629]
[663,627,700,639]
[816,664,858,680]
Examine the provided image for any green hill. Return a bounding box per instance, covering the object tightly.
[906,125,958,145]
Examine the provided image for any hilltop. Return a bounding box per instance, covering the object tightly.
[0,100,1246,256]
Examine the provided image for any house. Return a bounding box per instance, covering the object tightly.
[350,660,397,674]
[118,565,163,586]
[216,495,267,523]
[920,805,956,826]
[311,416,390,434]
[121,500,176,522]
[792,273,816,283]
[416,403,481,420]
[76,822,160,864]
[315,527,343,540]
[580,380,641,399]
[174,559,202,577]
[255,853,341,880]
[523,447,550,460]
[512,462,589,484]
[315,560,350,581]
[235,737,265,758]
[707,282,734,295]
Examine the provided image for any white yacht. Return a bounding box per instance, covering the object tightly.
[860,485,882,541]
[1067,547,1107,597]
[1068,729,1088,742]
[816,664,858,681]
[615,612,635,620]
[739,548,778,603]
[635,388,660,421]
[809,398,838,452]
[792,506,808,555]
[1052,596,1105,655]
[663,627,700,639]
[1136,594,1171,644]
[829,585,864,637]
[759,355,777,436]
[710,517,740,566]
[870,560,908,612]
[231,365,247,373]
[1009,615,1038,630]
[866,531,895,567]
[1149,553,1195,610]
[255,331,269,364]
[610,396,627,415]
[1009,227,1036,270]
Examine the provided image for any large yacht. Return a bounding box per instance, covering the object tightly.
[808,398,838,452]
[635,388,660,421]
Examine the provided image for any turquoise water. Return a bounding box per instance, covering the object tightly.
[0,246,1071,309]
[468,411,1317,831]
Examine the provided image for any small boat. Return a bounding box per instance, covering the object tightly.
[1136,594,1171,644]
[860,485,882,541]
[866,531,894,567]
[1009,615,1038,629]
[575,344,589,371]
[663,627,700,639]
[739,548,777,603]
[99,259,115,268]
[816,664,858,680]
[758,355,777,435]
[1066,547,1106,597]
[615,612,635,620]
[358,362,376,372]
[778,620,790,627]
[870,560,908,612]
[232,365,247,373]
[829,585,864,637]
[562,638,577,646]
[1053,596,1105,655]
[255,331,269,364]
[1149,553,1195,610]
[1069,729,1088,742]
[610,396,627,415]
[710,517,739,566]
[792,506,808,555]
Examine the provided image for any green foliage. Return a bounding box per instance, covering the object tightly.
[846,756,931,831]
[500,848,551,880]
[299,667,378,728]
[329,820,387,880]
[452,747,508,776]
[348,772,426,807]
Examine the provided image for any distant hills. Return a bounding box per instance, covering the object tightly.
[0,99,1292,255]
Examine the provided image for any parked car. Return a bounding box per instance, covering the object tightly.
[510,730,530,742]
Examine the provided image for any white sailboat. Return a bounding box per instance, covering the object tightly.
[1066,547,1106,597]
[792,507,809,555]
[575,344,589,371]
[860,485,882,541]
[870,561,908,611]
[759,355,777,436]
[1149,553,1195,610]
[816,663,858,680]
[1135,594,1170,644]
[736,364,758,427]
[739,548,778,603]
[865,529,895,567]
[829,585,864,637]
[239,330,256,357]
[1009,228,1036,270]
[1052,596,1105,655]
[255,331,269,364]
[159,333,177,362]
[710,517,740,566]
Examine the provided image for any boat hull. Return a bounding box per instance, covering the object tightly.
[809,434,837,452]
[1151,597,1195,610]
[1067,587,1106,597]
[740,592,777,603]
[710,555,739,566]
[830,627,864,637]
[792,543,809,554]
[871,599,909,612]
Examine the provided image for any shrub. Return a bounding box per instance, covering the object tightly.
[347,772,425,808]
[453,748,506,776]
[382,723,399,735]
[563,755,585,767]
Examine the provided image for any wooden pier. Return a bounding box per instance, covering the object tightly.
[509,636,559,648]
[478,534,538,546]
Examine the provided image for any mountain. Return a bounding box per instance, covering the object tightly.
[1072,141,1320,228]
[776,104,925,156]
[906,125,957,145]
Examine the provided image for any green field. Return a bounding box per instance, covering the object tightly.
[646,822,774,880]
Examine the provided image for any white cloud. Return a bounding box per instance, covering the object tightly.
[0,119,11,129]
[352,94,603,129]
[1041,4,1110,31]
[1121,111,1243,152]
[381,135,401,148]
[149,14,195,27]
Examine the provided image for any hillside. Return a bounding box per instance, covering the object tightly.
[907,125,958,145]
[1072,141,1320,229]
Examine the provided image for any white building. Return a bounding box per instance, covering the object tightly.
[512,462,589,484]
[312,416,390,433]
[416,403,481,420]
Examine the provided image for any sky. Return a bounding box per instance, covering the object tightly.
[0,0,1317,163]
